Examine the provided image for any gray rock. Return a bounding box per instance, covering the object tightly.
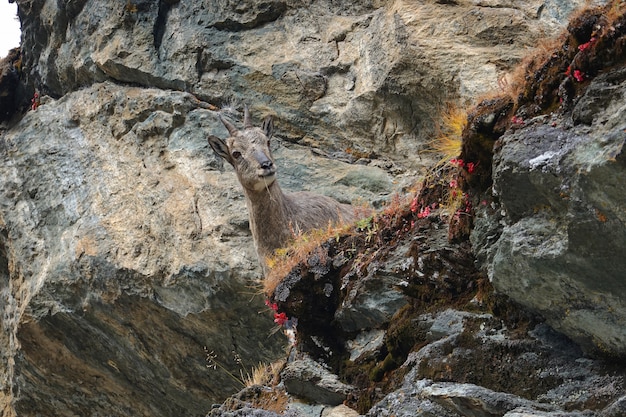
[286,402,326,417]
[367,380,461,417]
[422,308,492,341]
[16,0,589,169]
[281,356,355,406]
[394,311,623,416]
[504,409,596,417]
[472,69,626,356]
[0,82,387,416]
[346,329,386,362]
[422,382,555,417]
[334,270,409,333]
[334,240,412,332]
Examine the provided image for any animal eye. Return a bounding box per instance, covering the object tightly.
[232,150,242,159]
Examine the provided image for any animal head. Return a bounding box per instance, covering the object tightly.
[208,106,276,192]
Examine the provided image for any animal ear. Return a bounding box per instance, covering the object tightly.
[208,135,234,165]
[262,116,274,139]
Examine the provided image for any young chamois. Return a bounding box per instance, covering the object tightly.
[208,107,357,273]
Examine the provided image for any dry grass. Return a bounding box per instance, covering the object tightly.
[246,388,289,414]
[504,35,567,99]
[423,103,467,167]
[263,220,355,295]
[440,183,465,218]
[243,359,286,387]
[487,0,625,113]
[263,204,379,296]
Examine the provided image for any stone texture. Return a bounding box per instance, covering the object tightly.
[1,0,617,416]
[421,382,555,417]
[281,355,355,406]
[0,82,278,416]
[0,82,386,416]
[14,0,590,169]
[504,410,595,417]
[368,309,623,417]
[472,68,626,356]
[600,395,626,417]
[322,405,361,417]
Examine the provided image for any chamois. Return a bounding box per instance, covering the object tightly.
[208,107,357,273]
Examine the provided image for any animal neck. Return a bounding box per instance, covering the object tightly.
[242,181,293,264]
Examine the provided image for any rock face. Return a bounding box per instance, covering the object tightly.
[15,0,587,165]
[266,196,624,417]
[209,3,626,416]
[0,83,284,417]
[0,0,617,416]
[472,35,626,358]
[0,82,391,416]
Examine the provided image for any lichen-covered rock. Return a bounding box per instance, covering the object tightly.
[368,309,623,417]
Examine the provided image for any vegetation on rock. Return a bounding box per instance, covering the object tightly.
[248,2,626,415]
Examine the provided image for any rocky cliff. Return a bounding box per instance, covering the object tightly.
[1,0,624,417]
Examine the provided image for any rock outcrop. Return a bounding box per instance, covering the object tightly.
[257,189,624,417]
[2,0,623,416]
[14,0,590,166]
[0,81,391,416]
[470,6,626,357]
[211,2,626,417]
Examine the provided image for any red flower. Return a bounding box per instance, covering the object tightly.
[274,312,288,326]
[449,179,458,188]
[410,197,419,213]
[466,162,476,174]
[565,66,572,76]
[31,92,40,111]
[450,158,464,167]
[573,70,585,82]
[265,299,278,311]
[511,116,524,125]
[578,37,596,52]
[417,206,430,219]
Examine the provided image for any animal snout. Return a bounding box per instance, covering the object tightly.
[254,149,275,173]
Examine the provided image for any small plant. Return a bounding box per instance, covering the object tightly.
[204,346,246,388]
[243,359,287,387]
[423,103,467,168]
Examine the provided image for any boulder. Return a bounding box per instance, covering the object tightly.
[281,355,356,406]
[472,68,626,356]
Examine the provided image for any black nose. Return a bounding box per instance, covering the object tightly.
[260,160,273,170]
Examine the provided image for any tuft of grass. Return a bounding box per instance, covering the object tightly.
[243,359,286,387]
[264,204,374,295]
[423,103,467,168]
[264,221,349,295]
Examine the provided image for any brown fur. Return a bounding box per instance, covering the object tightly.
[208,107,356,273]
